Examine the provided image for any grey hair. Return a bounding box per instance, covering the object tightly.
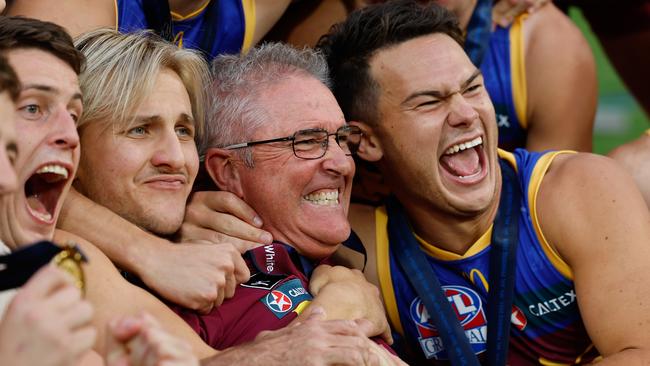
[203,42,330,166]
[74,29,211,145]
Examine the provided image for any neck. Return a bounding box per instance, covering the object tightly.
[168,0,208,16]
[395,191,499,255]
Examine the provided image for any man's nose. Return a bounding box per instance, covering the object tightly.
[321,136,354,176]
[151,130,186,170]
[446,93,479,128]
[50,108,80,150]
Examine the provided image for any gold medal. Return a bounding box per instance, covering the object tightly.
[51,242,86,294]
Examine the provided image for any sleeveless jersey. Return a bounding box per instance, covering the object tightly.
[376,149,599,365]
[116,0,256,59]
[480,16,528,151]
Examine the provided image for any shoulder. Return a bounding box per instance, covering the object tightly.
[536,153,650,265]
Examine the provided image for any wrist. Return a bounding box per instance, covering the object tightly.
[125,235,172,276]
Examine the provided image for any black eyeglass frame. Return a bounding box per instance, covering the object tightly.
[223,125,362,160]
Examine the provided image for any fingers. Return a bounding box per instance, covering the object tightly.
[196,191,262,228]
[18,265,74,300]
[183,191,273,245]
[125,313,198,366]
[68,326,98,357]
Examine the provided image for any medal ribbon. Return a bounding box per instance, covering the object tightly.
[387,159,520,365]
[464,0,494,66]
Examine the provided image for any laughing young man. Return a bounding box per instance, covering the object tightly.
[316,1,650,364]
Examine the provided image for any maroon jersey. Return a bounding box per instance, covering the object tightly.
[172,243,314,349]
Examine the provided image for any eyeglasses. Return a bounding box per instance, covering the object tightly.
[223,125,362,160]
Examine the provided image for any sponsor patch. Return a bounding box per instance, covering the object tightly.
[261,278,312,319]
[409,285,487,360]
[241,272,285,290]
[511,305,527,331]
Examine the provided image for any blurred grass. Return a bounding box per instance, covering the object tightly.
[568,7,649,154]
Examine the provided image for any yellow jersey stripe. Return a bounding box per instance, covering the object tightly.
[528,150,575,280]
[241,0,256,52]
[375,206,405,336]
[510,14,528,129]
[170,0,211,21]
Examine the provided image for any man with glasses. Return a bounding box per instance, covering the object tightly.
[171,43,401,364]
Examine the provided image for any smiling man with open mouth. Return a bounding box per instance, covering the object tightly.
[0,18,82,249]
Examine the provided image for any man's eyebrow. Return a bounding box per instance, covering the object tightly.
[461,69,482,90]
[178,113,195,125]
[401,69,483,105]
[22,83,83,103]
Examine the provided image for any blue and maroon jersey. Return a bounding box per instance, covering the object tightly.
[480,16,528,151]
[172,243,313,349]
[376,149,599,365]
[116,0,256,59]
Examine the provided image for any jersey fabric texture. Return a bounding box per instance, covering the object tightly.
[172,242,314,349]
[116,0,256,59]
[376,149,599,365]
[480,16,528,151]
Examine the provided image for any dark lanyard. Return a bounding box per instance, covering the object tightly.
[464,0,493,66]
[387,159,520,365]
[0,241,62,290]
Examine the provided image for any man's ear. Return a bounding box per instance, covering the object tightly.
[204,148,244,197]
[350,120,383,162]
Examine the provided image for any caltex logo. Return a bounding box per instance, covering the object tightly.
[266,290,293,313]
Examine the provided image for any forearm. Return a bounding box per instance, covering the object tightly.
[58,188,167,274]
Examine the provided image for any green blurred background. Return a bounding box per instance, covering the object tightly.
[569,8,649,154]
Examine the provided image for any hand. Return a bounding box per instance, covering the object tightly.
[307,264,393,344]
[0,265,96,366]
[138,241,251,314]
[106,312,199,366]
[211,310,398,365]
[492,0,550,27]
[178,191,272,252]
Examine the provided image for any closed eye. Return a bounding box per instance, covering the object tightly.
[463,84,482,94]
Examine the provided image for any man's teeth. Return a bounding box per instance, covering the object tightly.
[36,165,69,180]
[303,191,339,205]
[445,136,483,155]
[31,210,53,222]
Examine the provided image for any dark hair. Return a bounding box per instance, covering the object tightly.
[317,0,463,125]
[0,16,85,74]
[0,55,20,101]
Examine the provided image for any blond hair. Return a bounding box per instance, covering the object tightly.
[74,29,210,145]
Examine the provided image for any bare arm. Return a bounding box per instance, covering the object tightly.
[251,0,293,46]
[4,0,115,37]
[537,153,650,362]
[523,3,597,152]
[607,133,650,208]
[58,188,250,313]
[53,229,217,359]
